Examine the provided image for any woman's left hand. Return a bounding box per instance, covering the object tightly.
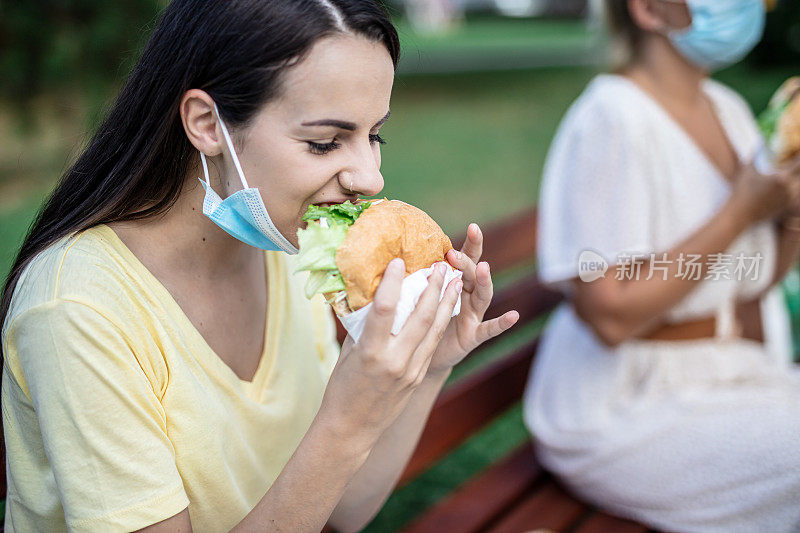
[427,223,520,375]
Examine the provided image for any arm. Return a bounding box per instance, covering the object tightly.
[328,366,451,533]
[330,223,518,532]
[136,393,377,533]
[763,156,800,289]
[571,196,752,346]
[767,216,800,289]
[570,149,800,348]
[144,370,454,533]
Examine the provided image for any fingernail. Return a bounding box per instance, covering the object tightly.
[455,250,462,260]
[390,258,404,273]
[437,263,447,276]
[455,280,463,292]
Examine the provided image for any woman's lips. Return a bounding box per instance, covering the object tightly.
[312,198,359,208]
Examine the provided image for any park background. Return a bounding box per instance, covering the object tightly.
[1,0,799,530]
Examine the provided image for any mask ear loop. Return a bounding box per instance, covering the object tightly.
[213,102,250,190]
[200,152,211,186]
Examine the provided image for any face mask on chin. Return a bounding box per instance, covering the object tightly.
[198,103,299,255]
[658,0,766,72]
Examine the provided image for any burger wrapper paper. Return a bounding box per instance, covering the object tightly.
[339,261,463,343]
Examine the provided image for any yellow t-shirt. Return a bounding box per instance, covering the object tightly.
[1,224,341,532]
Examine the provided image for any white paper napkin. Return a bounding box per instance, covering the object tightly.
[339,261,463,343]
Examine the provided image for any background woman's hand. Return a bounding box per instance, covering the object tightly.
[731,156,800,224]
[775,153,800,218]
[427,223,520,374]
[318,258,461,445]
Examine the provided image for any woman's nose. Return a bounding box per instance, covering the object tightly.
[340,146,384,196]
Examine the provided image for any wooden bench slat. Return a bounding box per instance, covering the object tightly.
[398,339,538,486]
[401,443,543,533]
[487,275,562,325]
[572,511,651,533]
[485,481,587,533]
[452,209,537,275]
[467,274,563,359]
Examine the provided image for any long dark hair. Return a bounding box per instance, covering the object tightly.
[0,0,399,357]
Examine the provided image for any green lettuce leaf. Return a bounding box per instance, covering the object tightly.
[302,201,371,226]
[295,221,348,272]
[758,99,789,140]
[304,270,346,299]
[296,201,373,298]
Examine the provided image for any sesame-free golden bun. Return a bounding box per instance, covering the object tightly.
[771,77,800,163]
[324,199,453,315]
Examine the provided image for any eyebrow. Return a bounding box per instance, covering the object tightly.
[302,110,391,131]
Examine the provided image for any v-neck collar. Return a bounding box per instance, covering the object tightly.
[600,73,744,185]
[93,224,283,401]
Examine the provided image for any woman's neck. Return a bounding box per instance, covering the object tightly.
[622,34,708,107]
[111,163,262,280]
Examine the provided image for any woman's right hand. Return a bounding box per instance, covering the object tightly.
[729,155,800,226]
[317,258,461,447]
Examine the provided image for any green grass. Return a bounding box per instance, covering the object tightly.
[0,197,41,282]
[378,65,597,234]
[395,17,593,54]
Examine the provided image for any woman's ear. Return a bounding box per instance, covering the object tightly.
[180,89,221,156]
[628,0,691,33]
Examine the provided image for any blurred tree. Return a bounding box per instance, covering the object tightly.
[749,0,800,67]
[0,0,165,113]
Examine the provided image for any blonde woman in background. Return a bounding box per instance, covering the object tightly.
[523,0,800,531]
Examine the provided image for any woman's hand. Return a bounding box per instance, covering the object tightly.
[427,223,520,375]
[318,258,462,445]
[731,156,800,225]
[775,153,800,219]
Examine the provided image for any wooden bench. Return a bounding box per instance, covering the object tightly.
[328,208,654,533]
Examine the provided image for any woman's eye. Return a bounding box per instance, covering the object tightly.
[369,133,387,145]
[308,140,341,155]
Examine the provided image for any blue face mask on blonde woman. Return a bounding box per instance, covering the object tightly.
[658,0,766,70]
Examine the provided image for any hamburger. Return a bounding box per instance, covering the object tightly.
[295,199,453,316]
[759,76,800,164]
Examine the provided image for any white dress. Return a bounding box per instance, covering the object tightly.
[522,74,800,533]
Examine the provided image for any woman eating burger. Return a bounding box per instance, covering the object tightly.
[0,1,518,531]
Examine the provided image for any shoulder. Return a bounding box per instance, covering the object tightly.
[4,225,143,338]
[704,78,756,121]
[704,78,761,153]
[556,74,649,142]
[704,78,752,111]
[3,226,170,400]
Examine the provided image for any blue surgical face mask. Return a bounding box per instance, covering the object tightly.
[198,103,298,254]
[663,0,765,71]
